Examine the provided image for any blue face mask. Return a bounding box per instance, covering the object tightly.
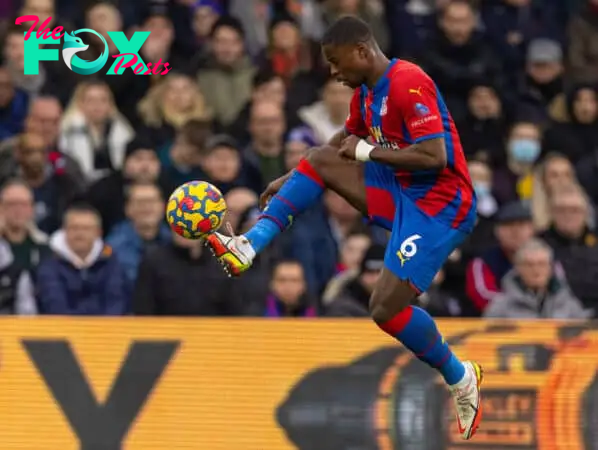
[509,138,541,163]
[474,182,490,198]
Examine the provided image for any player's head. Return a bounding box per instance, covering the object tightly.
[321,15,377,89]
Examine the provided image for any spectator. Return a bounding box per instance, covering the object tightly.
[160,119,212,189]
[531,153,580,231]
[540,183,598,313]
[456,83,506,163]
[417,0,502,120]
[576,149,598,208]
[284,126,316,171]
[443,160,498,305]
[138,72,212,147]
[0,179,49,274]
[493,120,543,205]
[518,38,565,118]
[465,201,535,315]
[416,268,463,317]
[0,237,37,314]
[197,16,256,127]
[484,238,588,319]
[133,231,237,315]
[0,66,28,140]
[326,243,383,317]
[258,15,318,86]
[256,259,317,317]
[106,182,171,284]
[244,99,287,189]
[228,0,271,58]
[285,189,361,294]
[568,0,598,84]
[0,133,84,233]
[37,204,130,315]
[86,137,171,236]
[543,84,598,163]
[223,188,258,232]
[59,80,135,182]
[139,13,187,75]
[190,0,223,51]
[298,78,352,144]
[200,134,257,194]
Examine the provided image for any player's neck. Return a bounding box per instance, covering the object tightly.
[365,54,391,89]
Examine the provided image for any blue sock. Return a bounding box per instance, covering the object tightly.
[245,159,325,253]
[379,305,465,385]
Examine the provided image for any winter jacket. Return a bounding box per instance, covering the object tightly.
[484,269,590,319]
[297,101,345,145]
[568,5,598,84]
[36,231,130,315]
[0,238,37,315]
[106,220,172,284]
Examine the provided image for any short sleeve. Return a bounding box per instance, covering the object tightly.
[389,69,445,143]
[344,88,368,137]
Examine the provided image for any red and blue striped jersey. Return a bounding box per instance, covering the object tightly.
[345,59,476,231]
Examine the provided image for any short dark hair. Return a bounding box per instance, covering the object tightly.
[210,15,245,39]
[178,119,213,149]
[271,259,304,277]
[252,68,281,89]
[125,181,163,203]
[63,202,101,224]
[321,15,373,47]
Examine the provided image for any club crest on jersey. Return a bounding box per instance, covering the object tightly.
[380,96,388,116]
[414,102,431,117]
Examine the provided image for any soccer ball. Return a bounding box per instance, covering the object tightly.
[166,181,227,239]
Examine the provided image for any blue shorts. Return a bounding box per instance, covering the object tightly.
[364,162,470,293]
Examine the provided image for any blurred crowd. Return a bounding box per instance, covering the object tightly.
[0,0,597,320]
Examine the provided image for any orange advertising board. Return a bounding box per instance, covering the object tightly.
[0,318,597,449]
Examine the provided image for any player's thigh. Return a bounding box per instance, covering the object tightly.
[306,145,367,215]
[374,198,468,314]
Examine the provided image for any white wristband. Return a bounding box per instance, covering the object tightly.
[355,139,375,161]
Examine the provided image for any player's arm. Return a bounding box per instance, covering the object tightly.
[340,71,447,170]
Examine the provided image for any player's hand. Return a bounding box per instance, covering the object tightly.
[338,135,361,160]
[259,173,291,210]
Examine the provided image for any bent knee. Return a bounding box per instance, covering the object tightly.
[369,290,413,324]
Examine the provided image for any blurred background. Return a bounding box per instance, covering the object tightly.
[0,0,597,322]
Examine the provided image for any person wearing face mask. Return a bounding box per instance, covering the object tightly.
[492,120,543,206]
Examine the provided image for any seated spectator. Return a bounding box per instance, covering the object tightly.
[258,15,319,86]
[298,77,352,144]
[540,184,598,313]
[106,182,171,285]
[200,134,258,194]
[531,153,580,231]
[518,38,565,119]
[443,160,498,304]
[244,99,287,189]
[133,231,237,315]
[0,237,37,314]
[37,204,130,315]
[456,83,507,163]
[568,0,598,84]
[0,133,84,234]
[543,84,598,164]
[59,80,135,182]
[255,259,317,317]
[416,268,463,317]
[465,201,535,315]
[0,180,49,273]
[86,137,172,236]
[190,0,223,52]
[417,0,503,120]
[160,119,212,189]
[196,16,256,127]
[227,69,301,145]
[223,188,258,232]
[0,66,28,140]
[284,126,316,171]
[138,13,188,77]
[137,72,212,147]
[484,238,588,319]
[493,120,543,205]
[326,243,383,317]
[284,190,361,295]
